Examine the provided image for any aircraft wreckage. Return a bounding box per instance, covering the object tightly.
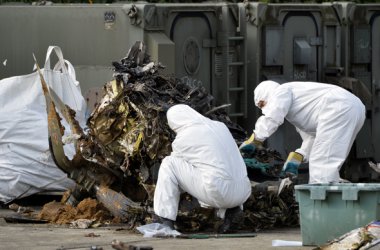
[35,42,299,232]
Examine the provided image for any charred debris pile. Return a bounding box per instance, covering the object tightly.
[36,42,298,231]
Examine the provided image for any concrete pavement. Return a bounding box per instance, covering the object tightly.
[0,193,316,250]
[0,217,316,250]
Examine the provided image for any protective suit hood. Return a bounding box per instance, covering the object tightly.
[254,80,280,108]
[167,104,206,132]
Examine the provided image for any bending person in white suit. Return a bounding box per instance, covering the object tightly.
[154,104,251,232]
[240,80,366,184]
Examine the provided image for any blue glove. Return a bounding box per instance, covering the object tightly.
[283,162,299,175]
[282,152,303,176]
[239,143,256,154]
[239,133,263,152]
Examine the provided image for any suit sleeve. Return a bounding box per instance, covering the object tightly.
[253,87,292,141]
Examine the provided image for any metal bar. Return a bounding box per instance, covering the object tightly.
[229,87,245,91]
[228,61,244,66]
[228,36,244,41]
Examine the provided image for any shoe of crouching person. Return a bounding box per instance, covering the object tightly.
[217,206,244,234]
[153,214,175,230]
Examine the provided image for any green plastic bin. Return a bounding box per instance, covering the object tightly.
[295,183,380,246]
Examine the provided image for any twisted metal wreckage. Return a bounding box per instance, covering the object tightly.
[35,41,299,232]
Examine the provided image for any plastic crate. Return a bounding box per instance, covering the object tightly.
[295,183,380,246]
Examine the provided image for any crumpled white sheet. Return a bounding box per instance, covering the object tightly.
[136,223,181,238]
[272,240,302,247]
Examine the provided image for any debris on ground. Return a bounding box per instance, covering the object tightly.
[369,161,380,174]
[32,41,298,232]
[84,232,101,237]
[70,219,97,229]
[37,198,113,225]
[8,203,34,214]
[315,221,380,250]
[111,239,153,250]
[243,180,299,230]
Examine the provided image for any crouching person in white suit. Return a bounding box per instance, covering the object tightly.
[153,104,251,232]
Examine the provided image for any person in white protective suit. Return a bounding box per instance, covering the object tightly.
[240,80,366,184]
[154,104,251,232]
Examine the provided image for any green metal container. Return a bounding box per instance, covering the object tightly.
[295,183,380,246]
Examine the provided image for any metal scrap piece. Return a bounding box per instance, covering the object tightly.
[111,240,153,250]
[3,214,48,224]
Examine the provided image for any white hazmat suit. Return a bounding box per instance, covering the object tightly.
[154,104,251,221]
[253,80,365,183]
